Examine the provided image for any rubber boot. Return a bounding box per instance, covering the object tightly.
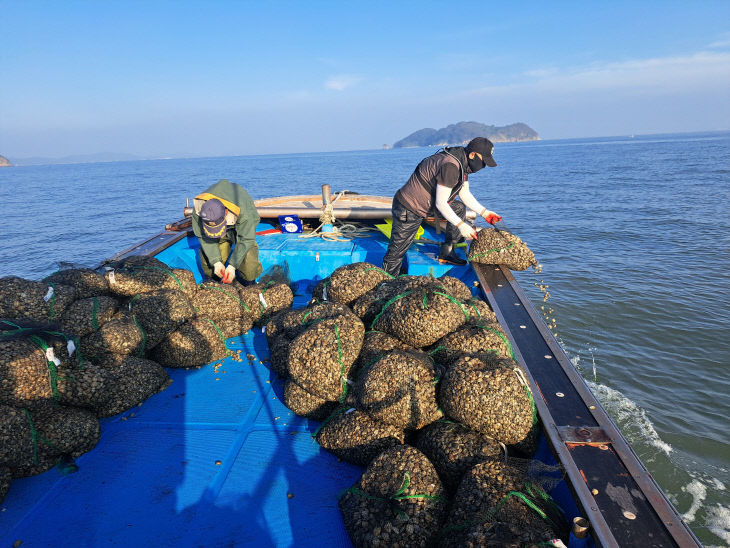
[439,242,466,266]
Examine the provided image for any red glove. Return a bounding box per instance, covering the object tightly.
[484,212,502,225]
[221,265,236,284]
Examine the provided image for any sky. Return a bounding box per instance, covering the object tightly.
[1,0,729,159]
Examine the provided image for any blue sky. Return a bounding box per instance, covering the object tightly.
[1,0,729,158]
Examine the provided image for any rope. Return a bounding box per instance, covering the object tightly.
[363,266,395,279]
[369,290,413,329]
[433,291,470,320]
[131,315,147,357]
[22,408,61,465]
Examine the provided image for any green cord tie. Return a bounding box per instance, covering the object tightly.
[122,265,184,290]
[363,266,394,279]
[472,324,515,359]
[312,405,352,438]
[467,242,515,262]
[433,290,470,321]
[301,309,314,325]
[22,408,61,465]
[466,300,482,319]
[335,323,349,403]
[132,314,147,357]
[201,285,251,313]
[29,335,61,402]
[205,318,232,355]
[91,297,100,331]
[44,282,57,320]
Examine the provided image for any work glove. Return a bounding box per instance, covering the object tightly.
[482,211,502,225]
[457,221,478,240]
[213,262,226,279]
[222,265,236,284]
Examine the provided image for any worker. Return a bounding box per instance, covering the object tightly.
[381,137,502,277]
[192,179,263,284]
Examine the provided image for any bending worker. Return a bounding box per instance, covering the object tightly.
[192,179,263,284]
[381,137,502,277]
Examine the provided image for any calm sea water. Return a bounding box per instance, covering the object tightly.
[1,132,729,545]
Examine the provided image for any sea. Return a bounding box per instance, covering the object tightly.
[1,131,729,546]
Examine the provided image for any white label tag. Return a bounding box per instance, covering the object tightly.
[262,326,266,334]
[108,270,116,284]
[322,285,328,301]
[45,347,61,365]
[67,339,76,356]
[44,286,54,302]
[259,293,268,309]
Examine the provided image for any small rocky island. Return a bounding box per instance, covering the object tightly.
[0,155,12,167]
[393,121,539,148]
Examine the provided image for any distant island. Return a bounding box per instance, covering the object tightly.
[393,121,539,148]
[0,154,11,167]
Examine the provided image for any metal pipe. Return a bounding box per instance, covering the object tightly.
[321,184,332,207]
[255,206,391,219]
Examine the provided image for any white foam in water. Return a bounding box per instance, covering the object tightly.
[586,380,673,456]
[681,479,707,523]
[706,504,730,546]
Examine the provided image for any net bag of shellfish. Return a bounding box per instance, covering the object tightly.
[43,268,110,299]
[80,310,147,360]
[462,297,497,324]
[429,321,514,366]
[91,355,171,417]
[438,354,537,448]
[314,408,405,467]
[414,419,504,494]
[440,460,567,547]
[0,277,77,323]
[129,289,196,349]
[282,379,339,421]
[149,317,229,368]
[213,316,254,339]
[104,256,197,298]
[371,284,470,348]
[0,401,101,478]
[355,330,415,376]
[287,313,364,401]
[338,444,448,548]
[192,281,252,322]
[352,350,443,430]
[0,467,10,504]
[58,295,119,338]
[467,228,538,271]
[242,281,294,326]
[322,262,393,305]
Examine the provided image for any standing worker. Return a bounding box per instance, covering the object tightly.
[381,137,502,277]
[192,179,263,284]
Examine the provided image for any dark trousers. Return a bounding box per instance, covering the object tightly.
[381,199,466,277]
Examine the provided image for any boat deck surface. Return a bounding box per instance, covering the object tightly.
[1,224,485,548]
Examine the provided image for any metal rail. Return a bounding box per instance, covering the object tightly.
[472,263,701,548]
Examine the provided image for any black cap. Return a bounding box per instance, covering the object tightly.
[465,137,497,167]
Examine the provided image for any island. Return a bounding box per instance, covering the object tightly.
[0,154,11,167]
[393,121,539,148]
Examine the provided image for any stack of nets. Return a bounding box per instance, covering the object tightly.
[338,444,448,547]
[440,460,567,547]
[467,228,538,271]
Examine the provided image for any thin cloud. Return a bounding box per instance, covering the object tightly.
[324,74,362,91]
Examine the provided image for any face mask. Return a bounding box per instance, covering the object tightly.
[468,155,486,173]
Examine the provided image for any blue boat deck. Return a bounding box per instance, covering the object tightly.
[1,224,482,548]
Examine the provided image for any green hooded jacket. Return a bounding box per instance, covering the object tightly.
[191,179,260,268]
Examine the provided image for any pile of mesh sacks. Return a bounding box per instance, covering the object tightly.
[0,255,293,502]
[268,262,567,547]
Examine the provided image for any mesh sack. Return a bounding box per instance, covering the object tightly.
[288,314,364,401]
[429,321,514,366]
[214,316,253,339]
[314,407,405,467]
[0,337,58,406]
[371,283,469,347]
[150,318,229,368]
[338,444,448,548]
[463,298,497,324]
[440,460,564,547]
[353,350,443,429]
[310,277,330,304]
[129,289,196,349]
[1,401,100,478]
[349,275,434,326]
[0,277,77,323]
[0,466,10,503]
[0,404,34,467]
[192,281,252,321]
[266,302,352,344]
[414,419,504,493]
[80,310,146,359]
[439,355,536,446]
[43,268,109,299]
[59,296,119,337]
[436,275,472,301]
[92,355,171,417]
[282,379,339,420]
[355,330,415,377]
[241,281,294,325]
[105,257,196,298]
[325,262,393,305]
[467,228,538,271]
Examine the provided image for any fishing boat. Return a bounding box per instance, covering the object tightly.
[0,187,700,547]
